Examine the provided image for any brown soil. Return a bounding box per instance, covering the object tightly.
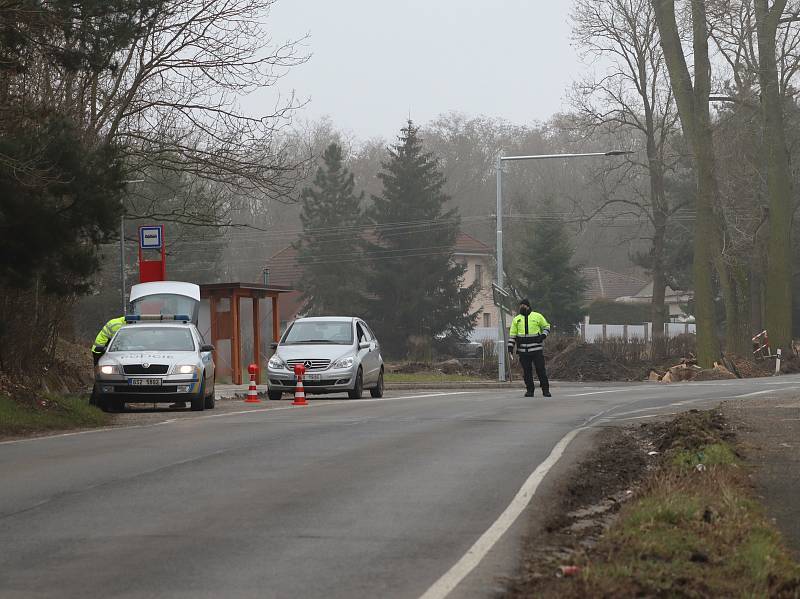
[505,425,653,596]
[546,343,639,382]
[505,410,741,598]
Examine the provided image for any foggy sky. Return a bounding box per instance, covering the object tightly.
[247,1,580,140]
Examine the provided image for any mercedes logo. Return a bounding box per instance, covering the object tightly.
[143,362,150,369]
[303,360,312,368]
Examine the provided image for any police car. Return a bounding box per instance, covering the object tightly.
[92,314,216,412]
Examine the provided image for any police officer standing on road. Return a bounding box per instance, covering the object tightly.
[508,299,551,397]
[91,316,126,365]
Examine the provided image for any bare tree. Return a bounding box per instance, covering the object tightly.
[3,0,309,225]
[572,0,685,355]
[652,0,722,366]
[707,0,799,352]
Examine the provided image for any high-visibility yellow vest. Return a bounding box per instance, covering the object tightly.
[508,311,550,353]
[92,316,126,353]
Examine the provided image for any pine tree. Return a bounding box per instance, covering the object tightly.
[512,211,587,333]
[367,121,478,357]
[296,143,366,316]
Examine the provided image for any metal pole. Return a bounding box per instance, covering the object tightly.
[492,150,632,382]
[496,156,505,382]
[120,212,126,314]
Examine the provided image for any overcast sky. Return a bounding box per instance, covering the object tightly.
[248,1,580,140]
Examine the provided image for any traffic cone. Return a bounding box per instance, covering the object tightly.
[292,364,307,406]
[245,363,260,403]
[292,378,307,406]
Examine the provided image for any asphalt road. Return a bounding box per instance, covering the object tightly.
[2,376,800,599]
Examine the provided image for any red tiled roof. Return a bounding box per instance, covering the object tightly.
[581,267,648,303]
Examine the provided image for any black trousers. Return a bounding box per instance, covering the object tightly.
[519,351,549,392]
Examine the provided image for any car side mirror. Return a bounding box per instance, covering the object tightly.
[200,344,215,352]
[95,345,107,355]
[359,341,370,350]
[270,342,279,350]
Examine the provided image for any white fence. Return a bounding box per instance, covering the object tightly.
[579,322,696,343]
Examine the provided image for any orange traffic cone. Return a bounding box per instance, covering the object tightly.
[245,363,260,403]
[292,364,308,406]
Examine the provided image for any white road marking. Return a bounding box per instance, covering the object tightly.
[0,392,478,444]
[418,426,585,599]
[567,388,631,397]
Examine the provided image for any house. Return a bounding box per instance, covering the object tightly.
[264,232,498,334]
[615,282,693,320]
[580,266,649,304]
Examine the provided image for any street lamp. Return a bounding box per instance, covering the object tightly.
[120,179,145,313]
[495,150,633,382]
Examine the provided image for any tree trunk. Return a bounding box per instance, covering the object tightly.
[653,0,720,367]
[755,0,793,354]
[649,157,669,359]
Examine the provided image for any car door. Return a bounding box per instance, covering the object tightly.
[196,327,214,384]
[355,321,377,384]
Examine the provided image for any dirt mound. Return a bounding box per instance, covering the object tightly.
[650,409,732,453]
[547,342,637,382]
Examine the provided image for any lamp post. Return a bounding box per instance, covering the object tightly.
[495,150,633,382]
[120,179,144,313]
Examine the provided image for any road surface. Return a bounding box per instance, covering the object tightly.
[2,376,800,598]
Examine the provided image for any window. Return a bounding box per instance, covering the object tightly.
[483,312,491,328]
[110,327,195,352]
[282,321,354,345]
[475,264,483,289]
[357,322,372,342]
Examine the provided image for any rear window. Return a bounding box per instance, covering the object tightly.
[282,321,353,345]
[110,327,195,352]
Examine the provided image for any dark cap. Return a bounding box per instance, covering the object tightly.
[519,298,531,308]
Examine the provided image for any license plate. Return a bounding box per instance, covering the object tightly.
[304,374,321,381]
[130,378,162,386]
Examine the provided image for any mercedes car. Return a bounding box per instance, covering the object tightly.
[266,317,384,400]
[92,316,216,412]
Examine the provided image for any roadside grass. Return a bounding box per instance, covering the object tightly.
[558,437,800,597]
[384,372,486,383]
[0,393,108,437]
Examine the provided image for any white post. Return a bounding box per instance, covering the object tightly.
[775,348,782,376]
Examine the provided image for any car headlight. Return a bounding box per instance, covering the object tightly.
[99,365,117,375]
[176,365,195,374]
[268,355,286,369]
[333,356,355,369]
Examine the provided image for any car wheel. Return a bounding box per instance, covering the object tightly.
[370,369,384,398]
[204,375,216,410]
[191,378,206,411]
[268,388,283,401]
[348,368,363,399]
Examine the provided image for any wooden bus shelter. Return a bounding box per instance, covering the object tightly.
[199,283,293,384]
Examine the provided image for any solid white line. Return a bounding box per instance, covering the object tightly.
[566,389,626,397]
[418,426,584,599]
[0,392,478,444]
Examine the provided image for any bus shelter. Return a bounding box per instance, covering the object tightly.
[199,283,293,384]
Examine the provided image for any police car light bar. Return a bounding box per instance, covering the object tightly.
[125,314,191,323]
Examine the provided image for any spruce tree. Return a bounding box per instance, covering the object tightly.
[367,121,478,357]
[512,211,587,333]
[296,143,366,316]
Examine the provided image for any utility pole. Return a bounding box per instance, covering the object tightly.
[495,151,633,382]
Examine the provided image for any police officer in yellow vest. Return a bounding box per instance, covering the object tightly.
[508,299,551,397]
[91,316,126,365]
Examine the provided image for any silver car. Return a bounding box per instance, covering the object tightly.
[266,317,384,400]
[93,318,216,412]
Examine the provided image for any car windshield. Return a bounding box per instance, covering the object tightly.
[110,327,195,352]
[282,321,353,345]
